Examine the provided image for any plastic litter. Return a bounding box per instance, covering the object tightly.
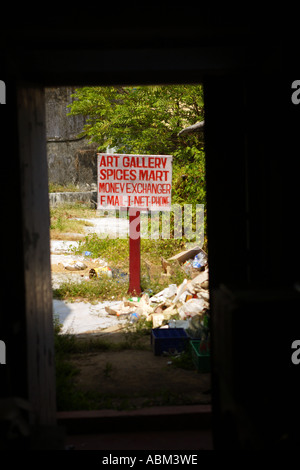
[129,297,140,302]
[185,310,210,341]
[178,298,205,319]
[172,279,188,304]
[182,259,194,275]
[65,261,88,271]
[112,268,128,282]
[89,266,112,279]
[150,284,178,303]
[168,319,189,329]
[151,313,165,328]
[83,251,92,257]
[129,312,140,323]
[192,251,208,269]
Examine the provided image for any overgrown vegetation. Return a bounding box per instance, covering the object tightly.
[53,233,188,301]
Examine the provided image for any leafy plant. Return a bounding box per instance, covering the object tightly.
[67,85,206,209]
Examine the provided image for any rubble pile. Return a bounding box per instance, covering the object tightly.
[104,247,210,338]
[51,243,210,342]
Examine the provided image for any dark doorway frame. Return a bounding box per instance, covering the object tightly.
[2,23,293,449]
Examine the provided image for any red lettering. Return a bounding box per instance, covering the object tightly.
[99,156,106,167]
[156,171,163,181]
[155,157,161,167]
[98,155,120,167]
[148,157,155,168]
[99,169,106,180]
[116,169,123,180]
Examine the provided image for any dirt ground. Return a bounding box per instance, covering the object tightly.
[69,330,211,410]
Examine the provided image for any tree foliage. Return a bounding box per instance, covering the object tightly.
[67,85,205,206]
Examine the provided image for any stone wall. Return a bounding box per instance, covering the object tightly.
[45,87,98,188]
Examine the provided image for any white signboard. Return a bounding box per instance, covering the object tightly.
[97,154,173,210]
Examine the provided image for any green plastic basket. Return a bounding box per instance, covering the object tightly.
[190,340,211,373]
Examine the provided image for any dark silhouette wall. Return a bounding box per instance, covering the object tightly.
[1,10,300,449]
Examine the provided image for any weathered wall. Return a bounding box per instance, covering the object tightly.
[45,87,98,188]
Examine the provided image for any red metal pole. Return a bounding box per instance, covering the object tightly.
[128,207,141,295]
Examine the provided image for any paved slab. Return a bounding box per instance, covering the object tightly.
[53,299,127,334]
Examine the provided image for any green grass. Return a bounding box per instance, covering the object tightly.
[50,203,201,301]
[73,233,185,262]
[50,204,95,238]
[53,278,129,302]
[52,233,188,301]
[49,183,83,193]
[53,269,187,301]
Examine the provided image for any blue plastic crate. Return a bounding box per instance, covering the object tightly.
[151,328,189,356]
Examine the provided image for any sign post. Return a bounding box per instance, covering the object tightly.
[128,208,141,294]
[97,153,173,295]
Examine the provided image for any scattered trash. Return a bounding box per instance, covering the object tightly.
[129,312,140,324]
[182,259,194,276]
[65,261,88,271]
[111,268,128,282]
[178,298,205,319]
[186,312,210,339]
[168,319,189,329]
[89,266,112,279]
[105,293,152,319]
[192,251,207,268]
[168,246,205,264]
[105,304,133,316]
[151,313,165,328]
[150,284,177,303]
[52,238,211,358]
[172,279,188,304]
[83,251,92,257]
[168,246,208,279]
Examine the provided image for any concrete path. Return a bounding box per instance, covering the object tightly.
[51,231,128,335]
[53,299,126,334]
